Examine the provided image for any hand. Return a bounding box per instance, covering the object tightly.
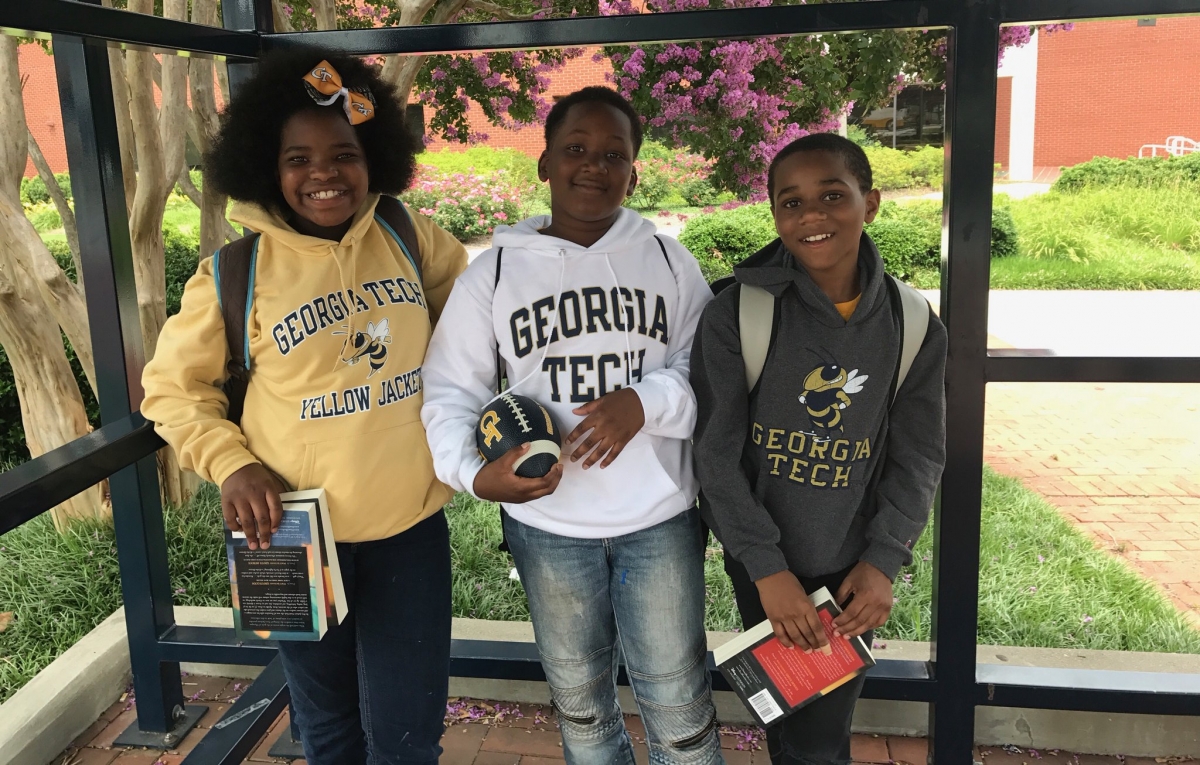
[473,443,564,503]
[566,389,645,469]
[221,464,285,551]
[833,561,894,639]
[754,570,828,652]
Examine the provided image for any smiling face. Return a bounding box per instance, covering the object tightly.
[277,109,369,234]
[538,102,638,239]
[770,150,881,276]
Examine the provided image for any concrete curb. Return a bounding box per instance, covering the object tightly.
[4,609,1198,764]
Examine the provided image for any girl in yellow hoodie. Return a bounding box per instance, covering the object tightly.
[141,49,466,764]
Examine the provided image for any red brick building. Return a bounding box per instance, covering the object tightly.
[17,17,1200,178]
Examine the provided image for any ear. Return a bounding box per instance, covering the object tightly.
[537,151,549,183]
[863,189,882,224]
[626,165,639,198]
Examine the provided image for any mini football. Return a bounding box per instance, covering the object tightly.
[476,394,562,478]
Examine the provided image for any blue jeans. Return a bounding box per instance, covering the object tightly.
[504,508,723,765]
[276,511,452,765]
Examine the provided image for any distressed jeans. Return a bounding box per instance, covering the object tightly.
[503,508,724,765]
[276,511,452,765]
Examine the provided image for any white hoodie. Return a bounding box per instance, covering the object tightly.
[421,208,713,538]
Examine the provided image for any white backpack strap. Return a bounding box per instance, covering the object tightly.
[738,283,775,392]
[891,276,931,402]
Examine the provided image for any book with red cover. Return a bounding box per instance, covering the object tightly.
[713,587,875,726]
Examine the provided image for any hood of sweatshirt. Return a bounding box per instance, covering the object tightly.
[491,206,660,255]
[733,233,890,328]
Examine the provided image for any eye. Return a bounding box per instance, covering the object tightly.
[566,144,584,153]
[607,151,626,160]
[287,156,307,164]
[824,192,844,202]
[782,198,801,208]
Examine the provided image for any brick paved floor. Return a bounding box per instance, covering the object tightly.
[985,382,1200,621]
[59,681,1188,765]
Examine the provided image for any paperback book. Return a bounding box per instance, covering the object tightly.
[713,587,875,726]
[225,489,346,641]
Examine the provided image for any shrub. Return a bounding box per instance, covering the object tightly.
[27,204,62,233]
[991,204,1019,259]
[402,167,524,242]
[846,124,880,148]
[20,173,72,206]
[164,228,201,317]
[864,145,944,191]
[628,160,671,210]
[678,203,776,281]
[416,146,539,184]
[1053,154,1200,193]
[867,201,941,279]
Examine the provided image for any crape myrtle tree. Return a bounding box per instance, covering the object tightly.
[599,0,1070,197]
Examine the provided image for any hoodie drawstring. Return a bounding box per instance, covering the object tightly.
[331,245,357,371]
[491,248,568,403]
[602,252,635,387]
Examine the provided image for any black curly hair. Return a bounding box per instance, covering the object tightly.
[544,86,643,156]
[205,47,418,212]
[767,133,874,203]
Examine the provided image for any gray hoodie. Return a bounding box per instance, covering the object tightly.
[692,234,947,582]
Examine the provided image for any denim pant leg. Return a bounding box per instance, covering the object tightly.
[724,552,868,765]
[610,509,724,765]
[277,546,367,765]
[503,512,636,765]
[354,511,453,764]
[277,512,452,765]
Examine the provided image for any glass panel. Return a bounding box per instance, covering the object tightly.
[988,18,1200,352]
[981,382,1200,657]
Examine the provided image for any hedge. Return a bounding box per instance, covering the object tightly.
[1053,154,1200,193]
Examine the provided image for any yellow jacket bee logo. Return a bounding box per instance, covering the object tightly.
[798,363,868,438]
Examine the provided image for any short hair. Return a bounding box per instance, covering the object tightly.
[767,133,874,202]
[205,47,418,212]
[544,87,644,156]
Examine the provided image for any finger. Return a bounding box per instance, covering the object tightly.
[803,608,829,648]
[598,439,628,469]
[771,619,794,650]
[266,487,284,533]
[836,606,873,639]
[499,443,531,471]
[581,441,613,470]
[222,497,242,532]
[571,399,600,417]
[571,434,602,462]
[235,501,259,550]
[782,617,810,651]
[566,416,598,446]
[249,495,274,549]
[835,577,855,607]
[833,599,867,634]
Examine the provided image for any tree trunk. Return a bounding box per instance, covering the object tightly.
[0,37,105,526]
[189,0,231,260]
[126,0,191,507]
[311,0,337,30]
[26,129,82,283]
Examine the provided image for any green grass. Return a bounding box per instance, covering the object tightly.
[4,472,1198,702]
[0,485,229,703]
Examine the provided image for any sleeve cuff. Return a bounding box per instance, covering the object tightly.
[460,456,487,499]
[741,544,791,582]
[208,449,262,489]
[860,543,911,582]
[628,379,666,430]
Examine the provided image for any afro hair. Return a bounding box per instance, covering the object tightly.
[544,86,644,157]
[204,47,418,213]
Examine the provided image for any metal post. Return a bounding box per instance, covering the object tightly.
[222,0,271,92]
[929,4,1000,764]
[53,21,205,745]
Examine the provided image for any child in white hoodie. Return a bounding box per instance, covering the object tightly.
[421,87,721,764]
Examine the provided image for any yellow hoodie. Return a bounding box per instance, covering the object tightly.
[142,195,467,542]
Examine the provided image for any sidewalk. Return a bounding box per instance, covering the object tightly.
[54,677,1190,765]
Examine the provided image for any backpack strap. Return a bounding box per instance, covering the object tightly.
[738,283,775,393]
[214,234,261,426]
[884,274,932,404]
[374,195,423,285]
[494,247,505,395]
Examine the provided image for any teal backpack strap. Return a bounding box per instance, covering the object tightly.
[374,195,423,285]
[214,233,261,426]
[738,283,775,393]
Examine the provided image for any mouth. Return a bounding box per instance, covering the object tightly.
[305,189,350,202]
[799,232,835,245]
[573,181,608,194]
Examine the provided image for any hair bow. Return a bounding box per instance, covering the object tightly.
[302,60,376,125]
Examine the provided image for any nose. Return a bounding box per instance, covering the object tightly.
[580,149,609,174]
[309,161,339,181]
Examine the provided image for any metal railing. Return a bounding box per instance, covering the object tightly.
[3,0,1200,762]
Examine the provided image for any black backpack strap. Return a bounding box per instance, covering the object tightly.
[883,274,905,408]
[374,195,423,285]
[214,234,261,427]
[494,247,505,395]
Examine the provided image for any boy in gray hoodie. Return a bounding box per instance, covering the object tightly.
[691,133,947,764]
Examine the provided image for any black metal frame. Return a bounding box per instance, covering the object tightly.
[2,0,1199,762]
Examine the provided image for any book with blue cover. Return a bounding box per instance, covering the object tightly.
[226,489,344,641]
